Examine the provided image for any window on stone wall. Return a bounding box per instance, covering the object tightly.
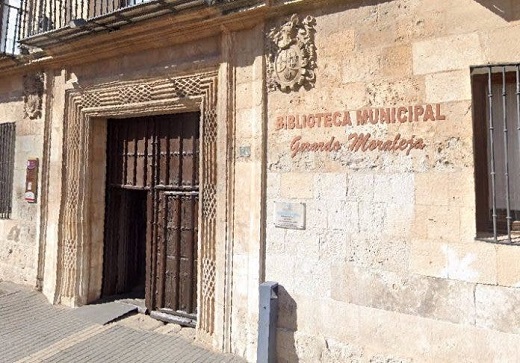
[0,0,22,55]
[472,65,520,243]
[0,122,15,219]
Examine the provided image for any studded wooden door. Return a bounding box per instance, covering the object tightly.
[103,113,200,318]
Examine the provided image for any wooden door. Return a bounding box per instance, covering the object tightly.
[103,113,199,317]
[148,114,199,316]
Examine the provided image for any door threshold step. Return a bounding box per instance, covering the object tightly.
[118,298,148,314]
[158,308,196,320]
[73,301,138,325]
[150,310,196,328]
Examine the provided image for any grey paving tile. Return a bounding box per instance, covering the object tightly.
[0,283,247,363]
[71,302,137,325]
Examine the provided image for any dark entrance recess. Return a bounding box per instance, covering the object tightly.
[102,113,200,320]
[103,188,147,297]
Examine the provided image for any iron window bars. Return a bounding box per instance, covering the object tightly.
[0,122,15,219]
[0,0,24,55]
[472,64,520,244]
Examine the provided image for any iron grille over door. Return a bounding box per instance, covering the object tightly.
[0,122,15,219]
[472,64,520,243]
[103,113,199,317]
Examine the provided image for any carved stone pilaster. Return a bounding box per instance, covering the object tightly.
[23,72,44,119]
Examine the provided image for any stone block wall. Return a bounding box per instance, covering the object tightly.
[5,1,520,361]
[229,24,267,362]
[0,74,43,286]
[265,0,520,361]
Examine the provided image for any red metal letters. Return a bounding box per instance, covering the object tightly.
[277,104,444,158]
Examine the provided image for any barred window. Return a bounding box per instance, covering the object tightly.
[0,0,22,55]
[472,64,520,243]
[0,122,15,219]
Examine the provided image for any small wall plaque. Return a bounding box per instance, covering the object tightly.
[25,158,39,203]
[239,145,251,158]
[274,202,306,230]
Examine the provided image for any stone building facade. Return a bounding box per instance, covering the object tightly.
[1,0,520,361]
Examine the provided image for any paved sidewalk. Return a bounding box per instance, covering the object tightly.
[0,282,246,363]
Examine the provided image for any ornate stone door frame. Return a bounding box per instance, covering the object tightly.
[56,71,222,339]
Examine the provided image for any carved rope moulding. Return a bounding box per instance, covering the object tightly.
[59,72,218,336]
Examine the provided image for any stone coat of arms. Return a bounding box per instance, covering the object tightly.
[23,72,44,119]
[267,14,317,92]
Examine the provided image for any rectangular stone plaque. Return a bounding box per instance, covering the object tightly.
[274,202,305,230]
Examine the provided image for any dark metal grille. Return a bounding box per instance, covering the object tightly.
[22,0,155,37]
[15,0,248,50]
[0,122,16,219]
[19,0,244,36]
[472,64,520,244]
[0,0,24,55]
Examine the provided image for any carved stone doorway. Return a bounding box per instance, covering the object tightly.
[55,72,220,340]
